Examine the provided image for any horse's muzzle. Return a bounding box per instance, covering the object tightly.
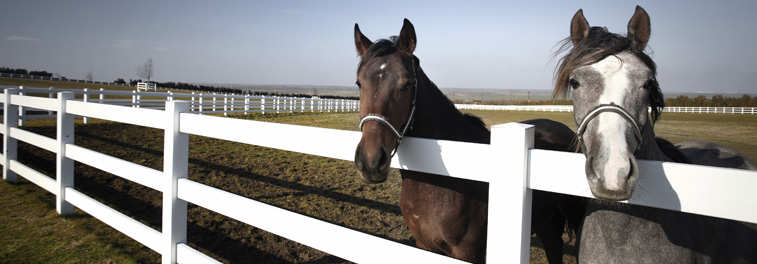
[354,145,390,183]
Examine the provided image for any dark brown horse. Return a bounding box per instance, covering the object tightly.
[353,19,582,263]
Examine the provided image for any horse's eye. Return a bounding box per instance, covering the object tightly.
[569,78,580,89]
[355,81,362,89]
[642,78,656,90]
[401,82,412,91]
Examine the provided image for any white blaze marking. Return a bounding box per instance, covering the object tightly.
[379,63,386,79]
[592,54,633,189]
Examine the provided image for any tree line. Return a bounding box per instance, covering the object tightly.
[0,67,55,78]
[665,95,756,107]
[1,66,358,100]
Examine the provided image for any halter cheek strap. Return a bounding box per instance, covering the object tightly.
[358,59,418,157]
[577,102,645,155]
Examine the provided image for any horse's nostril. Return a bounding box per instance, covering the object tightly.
[376,148,389,170]
[354,147,365,170]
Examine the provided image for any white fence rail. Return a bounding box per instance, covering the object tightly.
[3,87,757,263]
[2,86,358,125]
[456,104,757,114]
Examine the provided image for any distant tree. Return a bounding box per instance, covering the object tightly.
[0,67,28,75]
[114,78,126,85]
[85,71,94,82]
[136,58,154,82]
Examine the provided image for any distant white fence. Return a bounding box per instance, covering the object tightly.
[664,106,757,114]
[456,104,757,114]
[137,82,157,91]
[2,87,756,263]
[4,86,358,125]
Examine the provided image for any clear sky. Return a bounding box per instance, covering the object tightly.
[2,1,756,94]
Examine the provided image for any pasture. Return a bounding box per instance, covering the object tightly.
[1,107,755,263]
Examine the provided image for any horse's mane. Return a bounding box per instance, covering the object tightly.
[655,137,692,164]
[553,27,665,124]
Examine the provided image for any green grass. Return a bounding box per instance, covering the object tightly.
[1,104,754,263]
[0,180,158,263]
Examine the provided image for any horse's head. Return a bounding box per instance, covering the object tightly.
[353,19,418,183]
[555,6,664,201]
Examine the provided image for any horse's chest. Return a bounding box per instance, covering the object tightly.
[399,172,487,232]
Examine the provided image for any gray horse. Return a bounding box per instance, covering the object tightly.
[554,6,757,263]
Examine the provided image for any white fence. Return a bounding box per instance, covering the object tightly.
[137,82,157,91]
[456,104,757,114]
[2,87,757,263]
[664,106,757,114]
[5,86,358,125]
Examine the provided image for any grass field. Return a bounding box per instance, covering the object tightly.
[1,78,755,263]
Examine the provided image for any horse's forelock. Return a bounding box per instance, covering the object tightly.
[357,38,399,71]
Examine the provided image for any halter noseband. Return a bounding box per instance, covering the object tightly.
[358,59,418,157]
[577,102,644,155]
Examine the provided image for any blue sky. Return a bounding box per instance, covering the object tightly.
[2,1,756,94]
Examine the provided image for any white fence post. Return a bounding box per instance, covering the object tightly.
[212,94,216,112]
[3,88,19,183]
[56,92,75,215]
[486,123,534,263]
[191,92,196,112]
[162,100,190,264]
[83,88,89,124]
[223,94,228,116]
[17,86,25,126]
[261,96,266,115]
[244,95,249,115]
[49,87,55,116]
[199,94,204,115]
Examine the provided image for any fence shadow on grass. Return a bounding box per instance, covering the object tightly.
[75,126,403,216]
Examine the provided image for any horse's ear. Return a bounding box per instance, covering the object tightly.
[397,18,417,54]
[354,23,373,56]
[570,9,589,46]
[627,5,651,50]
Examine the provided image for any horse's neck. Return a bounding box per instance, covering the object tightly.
[408,74,489,143]
[636,121,672,162]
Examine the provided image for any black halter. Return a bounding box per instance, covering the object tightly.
[358,59,418,157]
[576,102,645,155]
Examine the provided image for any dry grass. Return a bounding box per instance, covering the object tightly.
[1,107,754,263]
[461,110,757,161]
